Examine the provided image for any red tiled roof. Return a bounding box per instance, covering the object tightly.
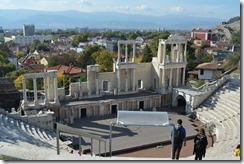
[192,29,212,32]
[203,46,220,51]
[47,65,82,75]
[196,63,224,70]
[28,64,46,72]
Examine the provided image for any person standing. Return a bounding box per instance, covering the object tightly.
[170,119,186,160]
[193,128,208,160]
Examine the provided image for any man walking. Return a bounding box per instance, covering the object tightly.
[171,119,186,160]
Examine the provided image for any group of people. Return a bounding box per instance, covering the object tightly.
[170,119,240,160]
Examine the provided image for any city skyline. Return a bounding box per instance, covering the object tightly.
[0,0,240,20]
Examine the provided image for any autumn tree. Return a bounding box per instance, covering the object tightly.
[57,72,64,88]
[92,50,114,72]
[14,74,24,89]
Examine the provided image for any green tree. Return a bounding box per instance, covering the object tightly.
[224,51,240,71]
[78,45,103,69]
[6,70,32,81]
[48,55,59,67]
[186,42,197,69]
[30,40,50,52]
[71,34,88,47]
[16,52,23,60]
[141,45,153,62]
[231,30,240,44]
[92,50,114,72]
[149,33,171,56]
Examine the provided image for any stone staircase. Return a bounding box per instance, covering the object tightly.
[195,78,240,160]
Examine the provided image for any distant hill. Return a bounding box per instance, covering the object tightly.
[212,17,240,41]
[0,9,223,30]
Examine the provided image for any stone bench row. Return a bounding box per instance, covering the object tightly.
[0,114,56,142]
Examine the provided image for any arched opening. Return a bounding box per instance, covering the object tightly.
[176,95,186,114]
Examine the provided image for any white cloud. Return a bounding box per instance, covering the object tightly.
[0,0,16,9]
[77,0,93,7]
[135,4,151,11]
[170,6,184,13]
[114,5,130,11]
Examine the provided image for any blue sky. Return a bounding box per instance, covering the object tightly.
[0,0,240,20]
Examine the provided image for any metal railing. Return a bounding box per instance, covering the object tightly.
[56,123,107,157]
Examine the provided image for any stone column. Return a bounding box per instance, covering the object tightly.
[177,44,180,62]
[157,41,162,63]
[99,104,104,116]
[79,80,82,98]
[162,69,165,92]
[132,44,136,62]
[163,43,166,63]
[169,68,172,89]
[132,69,136,91]
[44,76,48,105]
[176,68,179,87]
[184,42,187,62]
[54,76,58,103]
[117,43,120,63]
[87,71,91,96]
[125,44,128,63]
[33,77,38,105]
[182,67,186,86]
[96,72,99,95]
[171,44,174,62]
[22,77,27,104]
[117,69,121,93]
[125,69,128,92]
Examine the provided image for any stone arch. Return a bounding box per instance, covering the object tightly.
[176,95,186,114]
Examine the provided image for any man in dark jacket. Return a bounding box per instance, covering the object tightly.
[170,119,186,160]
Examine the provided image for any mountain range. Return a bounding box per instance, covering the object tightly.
[0,9,225,30]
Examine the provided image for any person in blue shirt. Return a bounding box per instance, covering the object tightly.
[170,119,186,160]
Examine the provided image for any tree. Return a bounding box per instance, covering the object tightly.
[78,45,103,69]
[71,34,88,47]
[16,52,23,60]
[149,33,171,56]
[186,41,197,72]
[224,51,240,71]
[141,45,153,62]
[14,74,24,89]
[6,70,31,81]
[57,72,64,88]
[92,50,114,72]
[231,30,240,44]
[48,55,59,67]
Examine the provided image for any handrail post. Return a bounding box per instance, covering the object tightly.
[79,135,81,156]
[109,122,115,157]
[56,129,60,155]
[170,124,175,160]
[91,138,93,156]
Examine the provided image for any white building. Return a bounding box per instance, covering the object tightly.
[12,35,53,46]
